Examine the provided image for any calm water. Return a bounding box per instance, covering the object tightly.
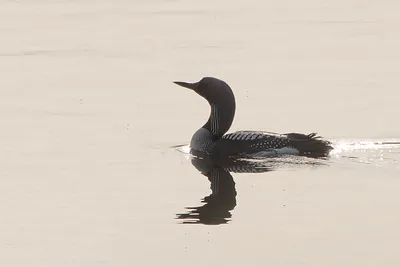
[1,1,400,266]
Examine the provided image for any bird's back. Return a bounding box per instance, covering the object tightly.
[211,131,332,158]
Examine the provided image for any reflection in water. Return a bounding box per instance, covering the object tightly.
[176,156,291,225]
[176,165,237,225]
[175,140,400,225]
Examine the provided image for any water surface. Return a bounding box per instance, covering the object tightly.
[1,1,400,266]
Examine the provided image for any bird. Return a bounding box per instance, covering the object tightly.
[173,77,333,159]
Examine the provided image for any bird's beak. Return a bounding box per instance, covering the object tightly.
[173,81,198,90]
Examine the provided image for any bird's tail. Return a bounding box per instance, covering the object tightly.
[287,132,333,157]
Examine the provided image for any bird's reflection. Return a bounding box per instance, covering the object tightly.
[175,156,275,225]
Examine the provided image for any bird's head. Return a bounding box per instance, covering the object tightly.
[174,77,235,104]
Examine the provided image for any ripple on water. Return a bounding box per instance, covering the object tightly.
[174,139,400,168]
[331,139,400,167]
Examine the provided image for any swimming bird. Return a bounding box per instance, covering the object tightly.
[174,77,333,159]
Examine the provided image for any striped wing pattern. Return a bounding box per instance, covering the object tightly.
[221,131,292,150]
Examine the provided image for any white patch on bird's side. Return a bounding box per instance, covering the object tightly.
[274,147,299,155]
[249,147,299,157]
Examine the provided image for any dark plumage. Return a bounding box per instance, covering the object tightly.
[174,77,333,159]
[215,131,332,158]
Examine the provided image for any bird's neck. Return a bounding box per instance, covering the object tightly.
[203,102,235,139]
[190,101,235,152]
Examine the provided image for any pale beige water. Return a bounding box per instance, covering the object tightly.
[1,0,400,266]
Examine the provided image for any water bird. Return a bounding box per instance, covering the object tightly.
[174,77,332,159]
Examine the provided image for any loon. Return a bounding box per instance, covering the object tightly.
[174,77,333,159]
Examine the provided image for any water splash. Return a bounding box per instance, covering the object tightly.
[330,139,400,167]
[331,139,400,154]
[174,144,190,154]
